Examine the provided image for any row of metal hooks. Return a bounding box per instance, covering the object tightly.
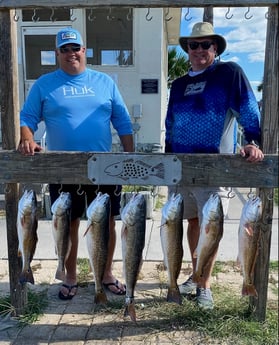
[13,6,271,23]
[1,183,274,201]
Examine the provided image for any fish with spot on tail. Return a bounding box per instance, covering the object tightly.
[105,158,165,181]
[85,192,110,305]
[121,193,146,322]
[237,196,262,297]
[17,189,38,284]
[160,193,184,305]
[193,193,224,284]
[51,192,72,281]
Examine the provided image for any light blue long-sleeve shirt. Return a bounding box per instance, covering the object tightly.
[20,68,133,151]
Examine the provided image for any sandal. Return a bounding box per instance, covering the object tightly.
[58,284,78,300]
[103,280,126,295]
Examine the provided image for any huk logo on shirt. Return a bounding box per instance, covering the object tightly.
[63,86,95,97]
[184,82,206,96]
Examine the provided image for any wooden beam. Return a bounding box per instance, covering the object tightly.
[252,5,279,322]
[0,10,27,316]
[0,151,278,187]
[0,0,277,9]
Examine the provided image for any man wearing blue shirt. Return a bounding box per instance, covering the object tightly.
[165,22,264,310]
[19,28,134,299]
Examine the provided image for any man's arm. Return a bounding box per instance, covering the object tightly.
[18,126,43,155]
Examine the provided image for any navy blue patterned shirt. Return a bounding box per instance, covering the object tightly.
[165,60,261,153]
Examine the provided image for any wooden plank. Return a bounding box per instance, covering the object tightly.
[252,5,279,322]
[0,151,278,187]
[0,0,277,9]
[0,10,27,315]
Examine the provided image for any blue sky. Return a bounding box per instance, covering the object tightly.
[178,7,268,100]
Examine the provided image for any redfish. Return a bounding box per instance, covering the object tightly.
[160,193,184,305]
[193,193,224,284]
[17,189,38,284]
[238,196,262,297]
[121,193,146,322]
[85,192,110,305]
[51,192,72,281]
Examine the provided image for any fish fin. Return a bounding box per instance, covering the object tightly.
[83,224,92,237]
[244,224,254,236]
[167,287,182,305]
[55,266,66,281]
[124,302,137,322]
[205,224,210,234]
[19,269,34,285]
[94,289,108,305]
[192,271,201,284]
[242,283,258,297]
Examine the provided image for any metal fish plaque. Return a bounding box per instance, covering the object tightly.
[87,153,181,186]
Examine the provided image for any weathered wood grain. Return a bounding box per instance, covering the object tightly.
[0,151,278,187]
[0,0,277,9]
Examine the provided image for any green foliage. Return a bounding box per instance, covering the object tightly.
[168,47,191,88]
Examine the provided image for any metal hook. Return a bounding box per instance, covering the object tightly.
[165,8,172,22]
[32,8,40,22]
[225,7,233,20]
[70,9,77,22]
[247,188,256,199]
[126,8,132,21]
[244,7,253,20]
[107,8,115,21]
[88,8,96,22]
[13,9,19,22]
[227,187,235,199]
[146,8,153,21]
[76,184,84,196]
[58,184,63,194]
[50,8,57,22]
[114,185,121,197]
[95,185,100,195]
[184,8,192,21]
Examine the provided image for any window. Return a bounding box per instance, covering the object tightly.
[86,8,133,66]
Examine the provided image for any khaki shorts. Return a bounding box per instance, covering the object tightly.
[167,186,231,224]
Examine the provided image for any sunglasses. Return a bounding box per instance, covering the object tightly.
[59,46,81,54]
[188,41,214,50]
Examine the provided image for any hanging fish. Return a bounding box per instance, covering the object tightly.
[237,196,262,297]
[51,192,72,281]
[160,193,184,305]
[121,193,146,322]
[105,158,164,181]
[193,193,224,284]
[85,192,110,305]
[17,189,38,284]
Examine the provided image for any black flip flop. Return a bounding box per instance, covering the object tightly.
[58,284,78,300]
[103,280,126,295]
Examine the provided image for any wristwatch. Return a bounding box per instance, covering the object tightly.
[248,140,260,149]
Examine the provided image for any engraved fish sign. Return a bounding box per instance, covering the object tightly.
[104,158,165,181]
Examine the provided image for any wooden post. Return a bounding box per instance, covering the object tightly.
[0,10,27,314]
[252,6,278,321]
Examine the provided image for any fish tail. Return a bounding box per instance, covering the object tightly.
[242,283,258,297]
[19,269,34,285]
[153,163,165,179]
[167,287,182,305]
[55,263,66,281]
[192,271,202,284]
[94,289,108,305]
[124,301,137,322]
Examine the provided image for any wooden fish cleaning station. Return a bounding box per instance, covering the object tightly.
[0,1,278,322]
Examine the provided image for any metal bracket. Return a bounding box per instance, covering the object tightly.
[87,153,181,186]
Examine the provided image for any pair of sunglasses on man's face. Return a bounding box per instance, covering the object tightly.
[188,41,214,50]
[59,45,81,54]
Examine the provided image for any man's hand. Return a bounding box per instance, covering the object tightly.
[18,139,43,155]
[240,144,264,162]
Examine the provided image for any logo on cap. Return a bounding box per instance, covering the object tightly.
[61,32,77,41]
